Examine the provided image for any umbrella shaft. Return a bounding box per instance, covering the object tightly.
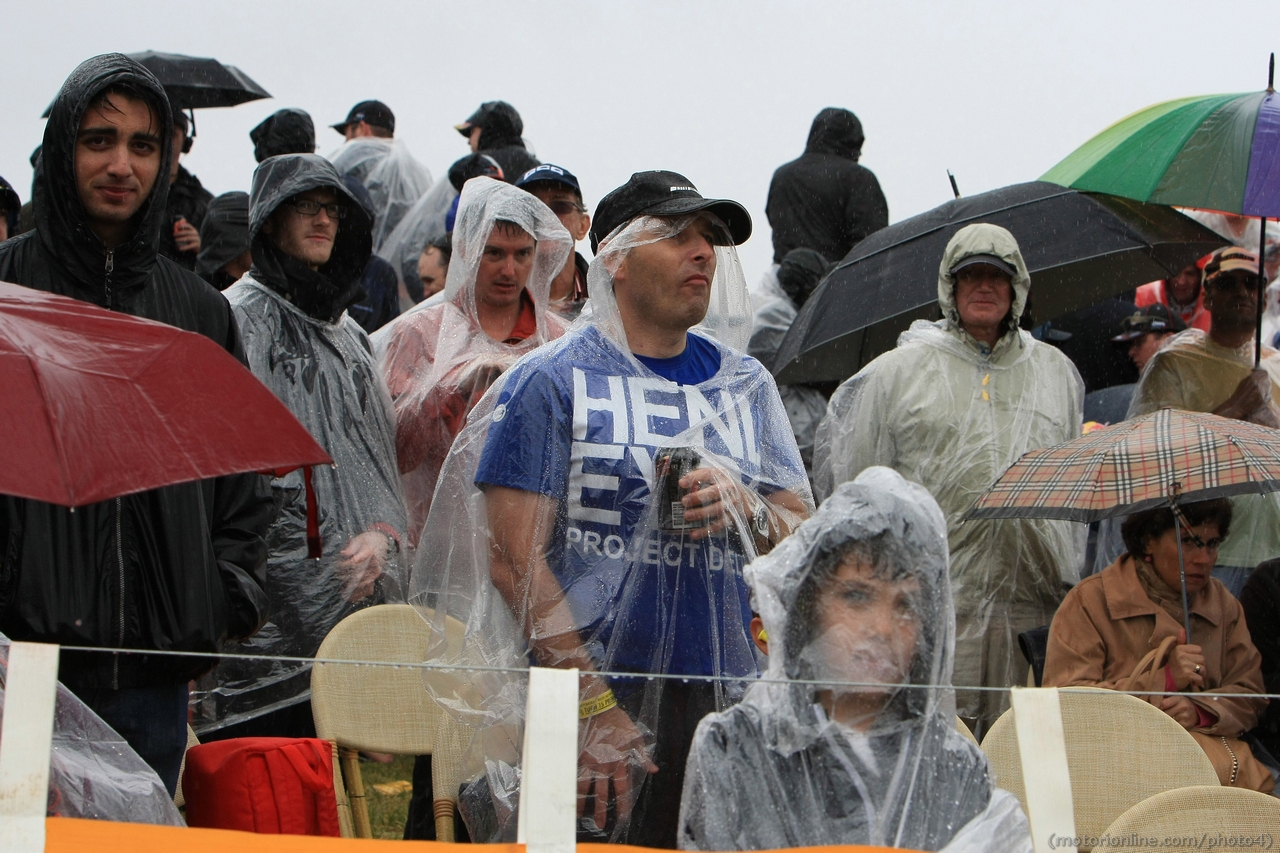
[1175,518,1193,642]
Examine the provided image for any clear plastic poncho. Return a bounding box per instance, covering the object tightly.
[197,158,410,733]
[376,178,459,305]
[746,282,827,476]
[0,635,183,825]
[410,211,813,845]
[1127,327,1280,592]
[678,468,1031,852]
[814,224,1084,732]
[377,177,572,545]
[329,137,433,253]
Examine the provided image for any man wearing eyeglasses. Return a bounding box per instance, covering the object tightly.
[206,153,409,739]
[516,164,591,320]
[1129,246,1280,595]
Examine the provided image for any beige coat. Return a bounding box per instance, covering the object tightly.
[1044,556,1267,737]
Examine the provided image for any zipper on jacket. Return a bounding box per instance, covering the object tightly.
[113,496,124,689]
[104,249,115,309]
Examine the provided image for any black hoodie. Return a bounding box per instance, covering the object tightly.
[0,54,272,693]
[765,107,888,265]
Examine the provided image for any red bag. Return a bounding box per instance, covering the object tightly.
[182,737,341,836]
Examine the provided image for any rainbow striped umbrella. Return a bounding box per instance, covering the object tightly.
[1042,73,1280,216]
[1043,57,1278,363]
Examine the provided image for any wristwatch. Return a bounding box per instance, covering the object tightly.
[751,501,770,539]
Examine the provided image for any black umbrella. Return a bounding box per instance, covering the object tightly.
[772,182,1227,385]
[42,51,270,115]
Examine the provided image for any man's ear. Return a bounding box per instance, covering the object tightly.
[573,212,591,242]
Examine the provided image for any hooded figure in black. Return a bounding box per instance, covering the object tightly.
[250,108,317,163]
[159,109,214,270]
[196,190,251,290]
[207,153,408,738]
[0,53,272,795]
[456,101,540,181]
[766,108,888,265]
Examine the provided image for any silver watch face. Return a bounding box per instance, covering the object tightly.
[753,505,769,536]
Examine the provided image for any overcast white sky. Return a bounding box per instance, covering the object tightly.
[3,1,1277,281]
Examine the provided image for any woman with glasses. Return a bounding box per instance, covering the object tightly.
[1044,498,1276,794]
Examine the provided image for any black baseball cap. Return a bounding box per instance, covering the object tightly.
[516,164,582,199]
[331,100,395,135]
[455,101,522,141]
[1112,305,1187,342]
[589,170,751,253]
[949,253,1017,278]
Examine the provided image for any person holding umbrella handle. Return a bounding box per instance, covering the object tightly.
[1044,499,1274,792]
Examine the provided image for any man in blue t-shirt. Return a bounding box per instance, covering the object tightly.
[474,171,810,847]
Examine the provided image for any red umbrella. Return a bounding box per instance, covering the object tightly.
[0,281,331,507]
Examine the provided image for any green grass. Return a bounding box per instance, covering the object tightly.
[358,754,416,840]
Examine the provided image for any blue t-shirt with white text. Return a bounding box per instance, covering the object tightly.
[475,326,805,678]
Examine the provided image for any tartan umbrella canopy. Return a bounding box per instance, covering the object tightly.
[966,408,1280,523]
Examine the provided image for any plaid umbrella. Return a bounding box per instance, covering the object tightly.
[967,407,1280,639]
[966,408,1280,523]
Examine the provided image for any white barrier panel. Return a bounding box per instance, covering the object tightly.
[0,642,61,853]
[517,666,579,853]
[1012,686,1077,853]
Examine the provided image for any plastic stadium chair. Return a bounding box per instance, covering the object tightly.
[1099,785,1279,851]
[981,688,1218,852]
[312,604,470,840]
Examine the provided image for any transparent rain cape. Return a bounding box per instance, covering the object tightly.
[197,282,409,732]
[376,178,458,305]
[1127,328,1280,579]
[814,224,1085,730]
[677,469,1031,852]
[376,178,572,544]
[329,137,433,253]
[410,213,812,843]
[0,635,182,825]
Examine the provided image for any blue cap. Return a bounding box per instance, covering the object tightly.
[516,164,582,198]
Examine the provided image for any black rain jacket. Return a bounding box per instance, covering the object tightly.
[160,165,213,270]
[0,53,272,693]
[196,191,250,290]
[766,108,888,264]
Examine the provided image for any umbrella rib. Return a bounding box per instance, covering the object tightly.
[20,352,78,503]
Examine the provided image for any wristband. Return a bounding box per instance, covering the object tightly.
[579,689,618,719]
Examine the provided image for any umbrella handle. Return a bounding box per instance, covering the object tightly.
[1174,511,1193,643]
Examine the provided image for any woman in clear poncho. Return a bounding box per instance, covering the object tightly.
[411,204,812,845]
[679,467,1031,852]
[376,177,572,544]
[814,224,1084,733]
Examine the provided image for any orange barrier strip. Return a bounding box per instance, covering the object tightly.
[45,817,914,853]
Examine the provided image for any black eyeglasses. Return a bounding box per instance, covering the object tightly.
[287,198,347,219]
[546,200,586,216]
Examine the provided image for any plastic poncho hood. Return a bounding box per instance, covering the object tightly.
[678,468,1032,853]
[936,223,1031,341]
[328,137,433,252]
[35,53,173,297]
[247,153,372,322]
[409,203,812,843]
